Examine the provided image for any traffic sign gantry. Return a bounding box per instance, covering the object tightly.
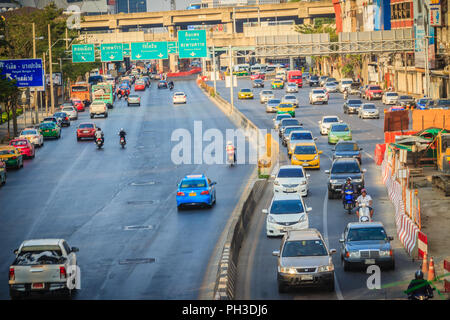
[178,30,207,58]
[101,43,124,62]
[72,44,95,63]
[0,59,44,88]
[131,42,168,60]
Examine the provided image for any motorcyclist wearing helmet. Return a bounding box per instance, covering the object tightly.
[356,188,374,217]
[118,128,126,143]
[226,140,236,163]
[341,177,356,204]
[406,270,434,300]
[95,127,104,144]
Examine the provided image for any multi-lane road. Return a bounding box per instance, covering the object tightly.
[210,78,421,299]
[0,79,254,299]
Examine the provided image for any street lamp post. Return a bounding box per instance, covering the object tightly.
[48,24,55,114]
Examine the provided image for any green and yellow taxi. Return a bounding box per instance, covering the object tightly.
[0,146,23,169]
[233,70,249,76]
[290,142,323,169]
[238,88,254,99]
[271,79,284,89]
[328,123,352,144]
[39,121,61,139]
[276,103,295,117]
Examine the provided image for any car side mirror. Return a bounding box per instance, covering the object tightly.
[360,148,363,150]
[270,175,276,179]
[306,207,312,212]
[318,150,323,154]
[388,236,394,241]
[272,250,280,257]
[331,148,335,151]
[306,174,310,178]
[339,239,344,243]
[71,247,79,253]
[325,170,330,174]
[13,249,18,255]
[318,121,321,124]
[210,182,217,186]
[330,249,337,255]
[363,169,367,173]
[262,209,268,214]
[314,137,318,141]
[340,120,343,122]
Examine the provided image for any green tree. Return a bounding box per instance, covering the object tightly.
[0,71,21,137]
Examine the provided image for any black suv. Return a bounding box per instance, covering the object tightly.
[325,158,366,199]
[343,99,363,114]
[308,75,319,87]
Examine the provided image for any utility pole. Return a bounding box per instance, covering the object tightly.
[48,24,55,114]
[32,23,38,124]
[65,28,68,50]
[212,45,217,94]
[229,45,234,113]
[59,58,64,101]
[43,52,48,116]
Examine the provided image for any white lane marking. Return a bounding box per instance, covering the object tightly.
[363,151,375,160]
[323,190,344,300]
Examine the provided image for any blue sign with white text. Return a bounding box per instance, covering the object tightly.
[0,59,44,88]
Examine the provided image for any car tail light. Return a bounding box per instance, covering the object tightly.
[389,249,393,256]
[60,266,67,279]
[65,117,69,121]
[177,191,185,196]
[201,190,209,195]
[9,267,14,280]
[346,252,349,258]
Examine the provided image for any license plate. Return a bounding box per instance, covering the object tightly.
[302,163,309,166]
[285,188,295,193]
[301,275,313,281]
[32,283,44,289]
[83,130,89,133]
[45,130,49,132]
[365,259,376,265]
[189,192,196,196]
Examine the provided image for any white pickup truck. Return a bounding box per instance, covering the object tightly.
[9,239,79,299]
[90,100,108,118]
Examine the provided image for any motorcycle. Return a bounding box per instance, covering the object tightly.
[227,150,235,167]
[169,84,174,90]
[96,137,104,149]
[357,203,372,222]
[120,136,126,149]
[343,190,355,214]
[343,89,348,100]
[117,93,122,100]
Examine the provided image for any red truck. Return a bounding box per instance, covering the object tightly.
[287,70,303,88]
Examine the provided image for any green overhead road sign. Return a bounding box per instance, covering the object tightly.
[123,43,131,57]
[101,43,124,62]
[131,42,168,60]
[168,41,178,54]
[72,44,95,63]
[178,30,207,58]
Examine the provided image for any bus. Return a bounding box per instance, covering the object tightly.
[287,70,303,87]
[92,83,114,109]
[70,82,91,107]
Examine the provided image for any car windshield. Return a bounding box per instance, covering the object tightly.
[348,100,362,105]
[332,124,349,132]
[40,123,54,129]
[282,240,328,257]
[269,99,281,105]
[363,104,376,110]
[62,107,73,111]
[129,95,139,98]
[369,86,382,90]
[279,103,293,108]
[54,113,66,117]
[347,227,388,242]
[0,149,15,155]
[323,117,338,123]
[386,92,398,96]
[71,85,88,92]
[325,82,336,86]
[336,143,358,151]
[284,127,304,135]
[310,76,318,80]
[285,96,296,100]
[262,91,273,95]
[291,132,313,140]
[278,168,304,178]
[294,145,317,154]
[313,90,325,94]
[21,130,37,135]
[43,118,55,122]
[418,99,430,104]
[282,119,299,126]
[342,80,352,84]
[327,78,336,82]
[181,179,207,188]
[437,99,450,105]
[254,80,262,83]
[79,124,94,129]
[331,161,361,173]
[276,114,291,121]
[241,89,251,92]
[270,199,304,214]
[399,96,412,100]
[11,140,27,146]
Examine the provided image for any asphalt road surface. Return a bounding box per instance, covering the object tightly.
[0,79,254,299]
[211,78,421,300]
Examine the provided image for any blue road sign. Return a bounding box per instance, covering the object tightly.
[0,59,44,87]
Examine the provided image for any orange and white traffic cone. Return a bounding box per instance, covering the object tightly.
[428,257,436,281]
[422,252,428,274]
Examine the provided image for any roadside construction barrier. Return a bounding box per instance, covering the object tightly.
[444,260,450,293]
[422,252,428,274]
[428,257,436,281]
[417,231,428,260]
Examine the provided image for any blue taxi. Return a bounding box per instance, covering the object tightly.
[176,174,217,210]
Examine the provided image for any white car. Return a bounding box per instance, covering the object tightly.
[309,89,328,104]
[263,193,311,237]
[260,90,275,104]
[173,92,187,104]
[358,103,380,119]
[60,106,78,120]
[324,81,338,93]
[282,95,299,107]
[338,78,353,93]
[285,83,298,93]
[272,165,310,197]
[382,92,399,105]
[318,116,341,135]
[19,128,44,147]
[273,113,292,130]
[90,100,108,118]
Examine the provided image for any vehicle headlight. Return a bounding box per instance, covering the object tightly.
[301,180,307,185]
[274,180,280,186]
[280,267,297,274]
[313,155,319,160]
[330,179,338,184]
[349,251,360,258]
[267,215,275,223]
[379,250,391,257]
[353,179,362,183]
[318,264,334,272]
